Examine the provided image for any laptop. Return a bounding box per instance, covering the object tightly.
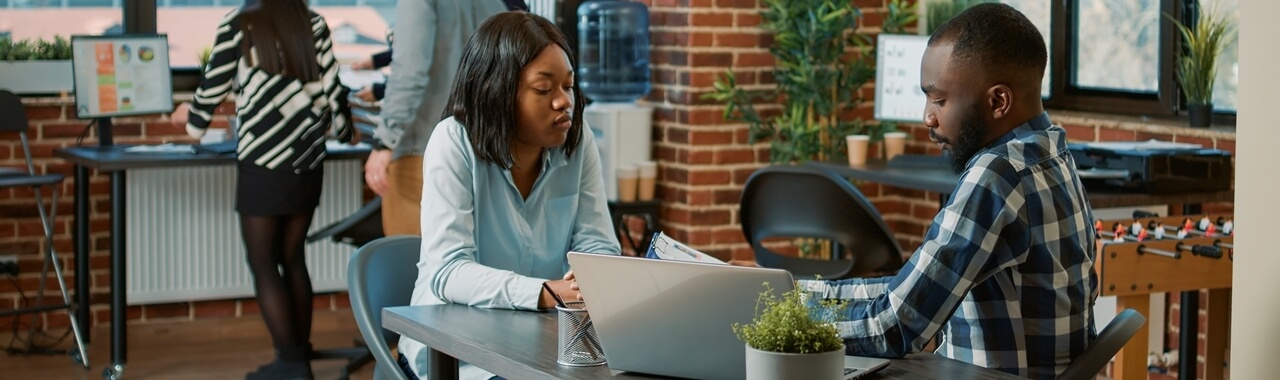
[567,252,890,380]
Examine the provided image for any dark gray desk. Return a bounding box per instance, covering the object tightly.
[382,304,1025,380]
[53,144,369,378]
[807,158,1234,209]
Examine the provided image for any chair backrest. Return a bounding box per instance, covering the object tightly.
[1057,308,1147,380]
[739,165,903,279]
[0,89,38,175]
[347,235,421,380]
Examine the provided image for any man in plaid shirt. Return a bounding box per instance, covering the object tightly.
[800,4,1098,379]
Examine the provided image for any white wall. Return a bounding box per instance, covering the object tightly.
[1230,1,1280,378]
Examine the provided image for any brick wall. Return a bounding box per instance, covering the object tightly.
[0,97,350,332]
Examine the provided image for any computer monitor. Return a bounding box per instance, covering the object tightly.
[873,34,929,124]
[70,34,174,147]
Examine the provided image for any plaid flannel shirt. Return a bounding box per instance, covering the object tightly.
[802,112,1099,379]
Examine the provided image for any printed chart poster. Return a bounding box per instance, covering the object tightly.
[873,34,929,123]
[72,35,173,118]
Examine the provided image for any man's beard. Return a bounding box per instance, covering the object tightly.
[931,104,989,174]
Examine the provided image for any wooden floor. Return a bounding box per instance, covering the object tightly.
[1,310,377,380]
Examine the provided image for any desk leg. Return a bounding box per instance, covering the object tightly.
[1115,295,1150,380]
[429,348,459,380]
[1204,289,1230,380]
[110,171,127,374]
[1179,291,1198,380]
[74,165,91,342]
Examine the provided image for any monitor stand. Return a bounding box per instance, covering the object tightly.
[94,117,121,151]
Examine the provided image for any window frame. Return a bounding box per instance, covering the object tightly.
[1040,0,1236,124]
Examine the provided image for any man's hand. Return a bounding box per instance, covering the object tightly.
[364,149,393,196]
[351,57,375,70]
[356,86,377,103]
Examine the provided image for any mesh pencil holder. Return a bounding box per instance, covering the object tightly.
[556,301,606,366]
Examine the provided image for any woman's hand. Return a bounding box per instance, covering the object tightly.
[171,102,191,129]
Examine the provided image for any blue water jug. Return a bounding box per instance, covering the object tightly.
[577,0,651,103]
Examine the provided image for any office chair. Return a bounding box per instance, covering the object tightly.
[304,197,384,379]
[739,165,904,280]
[0,89,90,367]
[1057,309,1148,380]
[348,236,420,380]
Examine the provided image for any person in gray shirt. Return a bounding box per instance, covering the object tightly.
[366,0,510,236]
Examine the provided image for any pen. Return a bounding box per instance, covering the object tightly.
[542,282,569,309]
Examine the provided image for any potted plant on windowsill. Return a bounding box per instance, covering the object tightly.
[1167,5,1234,128]
[0,36,74,95]
[733,282,849,380]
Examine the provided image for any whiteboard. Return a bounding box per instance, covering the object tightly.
[874,34,930,123]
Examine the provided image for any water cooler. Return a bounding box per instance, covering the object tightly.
[578,0,652,201]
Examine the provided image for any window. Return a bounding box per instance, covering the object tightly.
[960,0,1239,119]
[0,1,120,45]
[157,2,392,69]
[1073,0,1161,93]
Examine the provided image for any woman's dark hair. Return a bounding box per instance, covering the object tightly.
[444,11,585,169]
[239,0,320,82]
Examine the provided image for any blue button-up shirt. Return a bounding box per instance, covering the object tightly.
[802,112,1098,379]
[402,116,621,378]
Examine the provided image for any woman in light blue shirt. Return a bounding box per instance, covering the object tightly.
[399,11,621,379]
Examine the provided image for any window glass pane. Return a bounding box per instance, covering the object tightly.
[1000,0,1051,98]
[0,2,120,45]
[157,1,394,68]
[1073,0,1160,93]
[1208,0,1238,112]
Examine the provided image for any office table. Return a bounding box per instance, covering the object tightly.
[382,304,1025,380]
[54,144,369,379]
[807,158,1234,209]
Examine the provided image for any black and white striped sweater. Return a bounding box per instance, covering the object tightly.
[187,9,352,173]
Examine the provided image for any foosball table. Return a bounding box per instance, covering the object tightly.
[1094,213,1234,380]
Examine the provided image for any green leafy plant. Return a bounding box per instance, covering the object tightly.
[197,46,213,72]
[703,0,876,164]
[1,36,72,61]
[882,0,920,35]
[1165,6,1235,106]
[732,282,848,354]
[925,0,994,35]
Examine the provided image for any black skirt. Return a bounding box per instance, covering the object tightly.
[236,163,324,216]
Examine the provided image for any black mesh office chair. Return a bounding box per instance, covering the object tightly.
[0,89,89,366]
[739,165,904,280]
[304,197,384,379]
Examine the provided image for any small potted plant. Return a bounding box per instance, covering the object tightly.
[733,282,849,380]
[0,35,74,95]
[1166,5,1234,128]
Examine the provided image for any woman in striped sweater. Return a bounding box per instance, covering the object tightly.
[171,0,353,378]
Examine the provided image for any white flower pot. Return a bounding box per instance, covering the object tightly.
[744,344,845,380]
[0,60,73,95]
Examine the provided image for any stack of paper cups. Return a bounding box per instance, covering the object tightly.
[616,165,639,202]
[636,161,657,201]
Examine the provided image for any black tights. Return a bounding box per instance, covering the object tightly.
[241,212,315,361]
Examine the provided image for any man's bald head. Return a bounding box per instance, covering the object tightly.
[928,3,1047,94]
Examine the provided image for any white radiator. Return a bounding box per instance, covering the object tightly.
[125,160,362,305]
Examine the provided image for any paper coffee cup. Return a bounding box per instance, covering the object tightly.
[846,135,870,166]
[883,132,907,160]
[636,161,657,201]
[616,165,639,202]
